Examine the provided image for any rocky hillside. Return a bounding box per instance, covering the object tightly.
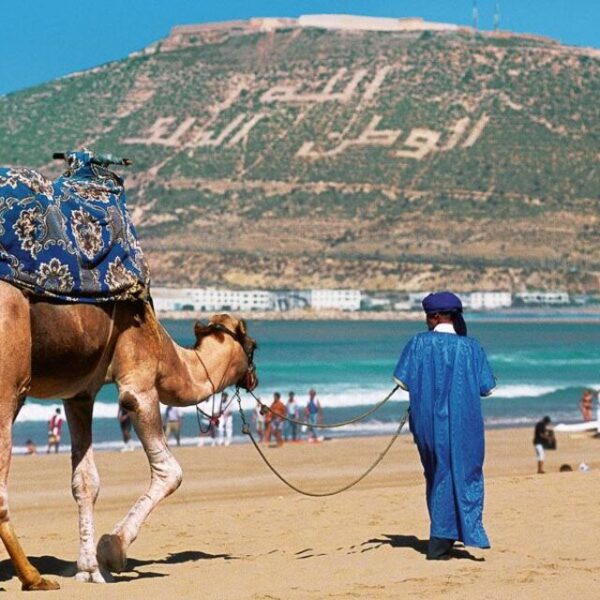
[1,16,599,292]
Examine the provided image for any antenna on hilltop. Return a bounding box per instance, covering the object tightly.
[494,2,501,31]
[472,0,479,30]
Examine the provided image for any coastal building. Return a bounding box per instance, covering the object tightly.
[152,287,272,312]
[271,290,311,311]
[466,292,512,310]
[309,289,362,311]
[361,294,393,311]
[514,291,570,306]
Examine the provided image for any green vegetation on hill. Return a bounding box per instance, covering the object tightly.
[0,24,598,292]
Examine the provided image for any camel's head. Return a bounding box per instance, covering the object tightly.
[193,314,258,392]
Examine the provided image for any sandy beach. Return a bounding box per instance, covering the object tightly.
[2,427,599,598]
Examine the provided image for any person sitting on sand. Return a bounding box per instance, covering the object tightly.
[25,439,37,455]
[393,291,496,560]
[533,416,554,474]
[580,389,595,422]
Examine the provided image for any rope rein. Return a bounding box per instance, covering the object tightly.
[188,321,409,496]
[236,391,410,497]
[247,385,401,429]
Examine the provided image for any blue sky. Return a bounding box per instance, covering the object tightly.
[1,1,598,95]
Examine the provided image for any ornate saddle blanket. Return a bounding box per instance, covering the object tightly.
[0,151,149,303]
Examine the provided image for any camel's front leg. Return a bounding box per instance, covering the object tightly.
[97,388,182,573]
[0,283,59,590]
[63,395,107,583]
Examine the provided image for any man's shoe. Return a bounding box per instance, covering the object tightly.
[426,537,455,560]
[426,553,451,561]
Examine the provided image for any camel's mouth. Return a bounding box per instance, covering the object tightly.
[239,365,258,392]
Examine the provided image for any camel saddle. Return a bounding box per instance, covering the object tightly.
[0,150,149,303]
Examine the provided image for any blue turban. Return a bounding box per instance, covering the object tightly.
[422,292,467,336]
[422,291,463,313]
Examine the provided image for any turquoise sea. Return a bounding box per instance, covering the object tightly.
[13,319,600,452]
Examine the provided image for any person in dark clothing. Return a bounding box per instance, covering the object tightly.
[533,416,554,474]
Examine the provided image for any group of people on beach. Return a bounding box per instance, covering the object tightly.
[251,388,323,447]
[532,387,599,474]
[113,387,324,450]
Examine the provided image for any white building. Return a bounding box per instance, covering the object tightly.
[467,292,512,310]
[152,288,273,312]
[309,289,362,311]
[271,290,311,311]
[515,291,570,306]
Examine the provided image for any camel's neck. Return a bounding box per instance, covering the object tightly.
[156,327,240,406]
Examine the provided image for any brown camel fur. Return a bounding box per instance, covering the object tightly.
[0,280,257,589]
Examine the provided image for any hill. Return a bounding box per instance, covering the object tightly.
[1,16,599,292]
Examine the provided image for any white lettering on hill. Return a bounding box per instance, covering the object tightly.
[261,66,390,104]
[296,115,489,161]
[121,64,490,160]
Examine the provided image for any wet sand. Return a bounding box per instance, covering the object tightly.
[2,427,599,598]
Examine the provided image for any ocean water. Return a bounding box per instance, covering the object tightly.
[13,319,600,453]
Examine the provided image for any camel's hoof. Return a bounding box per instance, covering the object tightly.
[75,568,111,583]
[97,533,127,573]
[22,577,60,591]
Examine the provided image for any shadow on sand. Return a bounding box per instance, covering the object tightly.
[362,534,485,562]
[0,550,236,583]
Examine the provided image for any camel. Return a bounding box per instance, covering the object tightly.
[0,280,257,590]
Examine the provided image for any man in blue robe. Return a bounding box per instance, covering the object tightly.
[393,291,496,560]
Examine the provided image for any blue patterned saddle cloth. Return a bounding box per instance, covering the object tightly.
[0,150,149,303]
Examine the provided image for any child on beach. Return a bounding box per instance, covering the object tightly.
[533,416,554,474]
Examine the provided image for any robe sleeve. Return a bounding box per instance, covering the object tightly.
[393,337,417,391]
[477,344,496,397]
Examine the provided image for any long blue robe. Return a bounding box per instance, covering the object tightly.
[394,331,495,548]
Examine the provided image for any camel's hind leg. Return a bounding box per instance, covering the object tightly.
[97,387,182,573]
[63,394,109,583]
[0,283,59,590]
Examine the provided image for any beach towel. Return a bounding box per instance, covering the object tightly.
[0,151,149,302]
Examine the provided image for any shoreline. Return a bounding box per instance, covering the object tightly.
[156,307,600,322]
[13,418,595,456]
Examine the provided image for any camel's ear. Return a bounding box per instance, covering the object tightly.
[237,318,247,336]
[194,320,211,344]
